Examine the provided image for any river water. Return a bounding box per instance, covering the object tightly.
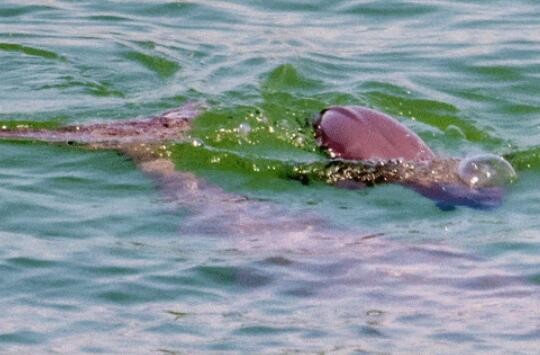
[1,1,539,353]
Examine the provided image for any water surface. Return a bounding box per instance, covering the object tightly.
[1,1,539,353]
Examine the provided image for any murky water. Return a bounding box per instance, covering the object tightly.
[1,1,539,353]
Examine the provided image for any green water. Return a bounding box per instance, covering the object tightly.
[1,1,539,353]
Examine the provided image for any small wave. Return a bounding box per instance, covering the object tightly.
[261,64,324,93]
[191,264,274,289]
[0,5,55,18]
[336,1,437,18]
[0,42,64,61]
[38,76,125,98]
[123,50,180,79]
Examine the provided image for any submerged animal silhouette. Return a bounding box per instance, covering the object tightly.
[0,103,515,210]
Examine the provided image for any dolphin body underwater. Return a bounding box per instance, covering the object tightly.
[0,103,516,210]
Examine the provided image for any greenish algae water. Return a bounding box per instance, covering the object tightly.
[1,1,539,353]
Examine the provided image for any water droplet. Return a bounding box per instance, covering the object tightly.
[366,310,384,317]
[256,115,268,123]
[328,149,337,158]
[457,154,517,188]
[238,122,251,137]
[192,138,203,147]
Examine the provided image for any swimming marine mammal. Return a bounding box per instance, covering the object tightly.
[0,103,516,210]
[315,106,435,161]
[307,106,516,209]
[0,103,334,236]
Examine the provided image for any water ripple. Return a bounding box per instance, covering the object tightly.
[1,0,539,353]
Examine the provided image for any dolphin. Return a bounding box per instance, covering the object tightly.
[0,103,516,210]
[311,106,516,210]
